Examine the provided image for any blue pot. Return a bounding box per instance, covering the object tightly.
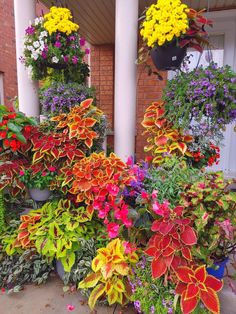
[206,257,229,279]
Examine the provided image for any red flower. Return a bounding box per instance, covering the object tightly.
[48,166,56,172]
[175,265,223,314]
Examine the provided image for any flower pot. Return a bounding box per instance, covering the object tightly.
[56,260,65,281]
[29,188,51,202]
[150,41,187,71]
[206,257,229,280]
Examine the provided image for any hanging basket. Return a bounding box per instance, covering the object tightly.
[150,41,187,71]
[45,62,67,70]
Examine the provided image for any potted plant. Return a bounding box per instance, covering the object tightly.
[22,7,90,83]
[19,166,57,201]
[139,0,212,70]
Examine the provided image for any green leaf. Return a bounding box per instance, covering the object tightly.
[15,133,26,143]
[7,122,21,133]
[61,251,75,272]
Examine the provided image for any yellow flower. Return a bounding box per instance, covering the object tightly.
[140,0,189,47]
[44,6,79,35]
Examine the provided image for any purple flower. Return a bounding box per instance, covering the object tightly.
[72,55,78,64]
[79,37,86,46]
[85,48,90,55]
[134,301,141,313]
[70,35,76,41]
[63,55,69,63]
[150,305,155,314]
[55,41,61,48]
[42,50,47,59]
[25,25,35,35]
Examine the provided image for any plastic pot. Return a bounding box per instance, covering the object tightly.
[29,188,51,202]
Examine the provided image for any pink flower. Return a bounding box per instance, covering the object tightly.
[151,190,158,199]
[55,41,61,48]
[153,201,164,216]
[106,222,119,238]
[42,172,47,177]
[198,182,205,189]
[48,166,56,172]
[106,183,119,196]
[63,55,69,63]
[79,37,86,46]
[66,304,75,311]
[141,191,149,200]
[85,48,90,55]
[126,156,134,167]
[19,170,25,176]
[72,55,78,64]
[1,288,5,293]
[123,242,136,254]
[98,203,110,219]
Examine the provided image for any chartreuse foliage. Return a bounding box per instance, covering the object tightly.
[142,101,193,164]
[79,238,139,309]
[4,200,100,272]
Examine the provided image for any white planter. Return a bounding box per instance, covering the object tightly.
[29,188,51,201]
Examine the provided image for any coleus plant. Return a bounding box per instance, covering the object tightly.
[4,200,100,272]
[0,105,36,154]
[175,265,223,314]
[180,172,236,265]
[142,101,193,164]
[70,152,135,237]
[145,201,197,279]
[51,98,103,148]
[79,238,139,309]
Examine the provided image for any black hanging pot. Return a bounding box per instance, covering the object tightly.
[150,41,187,71]
[45,62,67,70]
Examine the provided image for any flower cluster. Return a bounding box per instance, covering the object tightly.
[140,0,189,47]
[22,8,89,82]
[44,7,79,35]
[40,82,95,116]
[164,63,236,132]
[190,143,220,168]
[0,105,36,153]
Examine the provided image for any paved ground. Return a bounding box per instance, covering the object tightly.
[0,276,135,314]
[1,275,235,314]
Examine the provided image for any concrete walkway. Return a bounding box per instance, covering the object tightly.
[0,276,135,314]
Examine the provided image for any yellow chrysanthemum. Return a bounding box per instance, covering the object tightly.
[44,6,79,35]
[140,0,189,47]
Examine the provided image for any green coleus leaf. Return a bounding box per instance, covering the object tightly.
[7,122,21,133]
[60,251,75,272]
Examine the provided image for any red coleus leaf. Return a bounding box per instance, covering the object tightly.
[181,247,192,261]
[151,256,167,279]
[17,231,29,240]
[200,287,220,314]
[151,220,174,235]
[185,283,200,300]
[181,290,198,314]
[181,226,197,246]
[205,275,223,292]
[194,265,206,283]
[175,266,194,283]
[155,136,168,146]
[145,246,157,257]
[80,98,93,109]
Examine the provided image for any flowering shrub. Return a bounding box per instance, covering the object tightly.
[19,166,56,190]
[22,7,89,82]
[0,105,36,154]
[39,82,95,115]
[163,63,236,134]
[79,238,139,309]
[142,101,193,164]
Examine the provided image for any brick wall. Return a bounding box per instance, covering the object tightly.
[90,44,167,161]
[0,0,17,107]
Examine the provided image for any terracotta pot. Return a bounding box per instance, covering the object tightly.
[29,188,51,202]
[150,41,187,71]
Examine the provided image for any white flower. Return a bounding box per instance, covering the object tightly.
[32,51,39,60]
[52,56,59,63]
[33,41,40,48]
[27,45,34,51]
[35,17,44,26]
[40,31,48,38]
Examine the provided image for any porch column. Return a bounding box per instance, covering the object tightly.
[14,0,39,117]
[114,0,139,161]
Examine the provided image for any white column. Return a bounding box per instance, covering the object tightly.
[14,0,39,117]
[114,0,139,161]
